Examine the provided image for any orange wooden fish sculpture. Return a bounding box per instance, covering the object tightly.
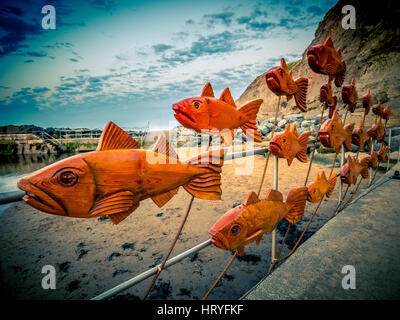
[17,122,225,224]
[265,58,308,112]
[318,110,355,153]
[340,156,369,185]
[364,145,378,168]
[209,187,308,256]
[372,100,383,117]
[352,121,372,150]
[367,117,385,143]
[269,123,310,166]
[382,104,391,122]
[173,83,263,145]
[307,171,337,203]
[342,78,358,113]
[307,36,346,87]
[320,82,337,118]
[377,145,389,161]
[362,88,372,115]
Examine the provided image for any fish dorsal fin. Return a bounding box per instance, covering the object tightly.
[367,88,370,95]
[324,36,334,48]
[243,191,260,206]
[332,110,339,121]
[359,120,364,128]
[320,171,327,180]
[290,123,298,136]
[152,134,178,160]
[219,88,236,106]
[284,123,290,133]
[280,58,288,71]
[97,122,140,151]
[351,78,355,86]
[347,155,352,165]
[265,189,284,201]
[201,82,214,97]
[315,172,320,181]
[337,48,341,56]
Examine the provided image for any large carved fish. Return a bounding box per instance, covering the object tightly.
[367,117,385,143]
[342,78,358,113]
[209,187,308,256]
[307,171,337,203]
[364,145,378,168]
[340,156,369,185]
[378,145,389,161]
[173,83,263,145]
[352,121,372,149]
[318,110,355,153]
[372,101,383,117]
[269,123,310,166]
[18,122,225,224]
[265,58,308,112]
[320,82,337,118]
[382,104,391,122]
[307,36,346,87]
[362,88,372,115]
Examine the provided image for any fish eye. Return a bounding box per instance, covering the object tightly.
[279,69,284,76]
[282,137,286,143]
[59,170,79,186]
[193,101,201,109]
[230,225,241,236]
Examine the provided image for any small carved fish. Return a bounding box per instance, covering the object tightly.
[342,78,358,113]
[372,100,383,117]
[364,145,378,168]
[367,117,385,143]
[269,123,310,166]
[307,36,346,87]
[18,122,225,224]
[173,83,263,145]
[362,88,372,115]
[307,171,337,203]
[377,145,389,161]
[265,58,308,112]
[340,156,369,185]
[382,104,391,122]
[320,82,337,118]
[209,187,308,256]
[352,121,371,149]
[318,110,355,153]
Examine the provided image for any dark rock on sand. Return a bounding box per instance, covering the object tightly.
[121,242,135,251]
[58,261,71,273]
[66,280,80,292]
[107,252,121,261]
[149,280,172,300]
[236,253,261,264]
[112,269,132,277]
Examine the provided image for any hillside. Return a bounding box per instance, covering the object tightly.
[236,0,400,122]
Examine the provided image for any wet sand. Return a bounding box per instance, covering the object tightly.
[0,145,388,300]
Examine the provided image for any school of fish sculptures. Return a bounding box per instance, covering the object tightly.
[209,188,308,256]
[306,36,346,87]
[318,110,355,153]
[342,78,358,113]
[17,122,225,224]
[320,82,337,118]
[269,123,310,166]
[306,171,337,203]
[172,82,263,145]
[367,117,386,143]
[364,146,378,168]
[377,145,389,161]
[352,121,372,150]
[265,58,309,112]
[362,88,372,115]
[340,156,369,185]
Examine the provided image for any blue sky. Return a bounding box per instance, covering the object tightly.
[0,0,337,130]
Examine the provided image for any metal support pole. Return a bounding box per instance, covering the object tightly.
[338,145,344,205]
[271,155,278,261]
[387,128,392,171]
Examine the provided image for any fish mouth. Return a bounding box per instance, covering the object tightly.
[172,104,196,126]
[269,142,282,155]
[340,174,350,184]
[307,48,319,62]
[208,229,229,250]
[17,178,66,216]
[265,71,282,93]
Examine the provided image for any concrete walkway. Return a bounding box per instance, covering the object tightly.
[242,164,400,300]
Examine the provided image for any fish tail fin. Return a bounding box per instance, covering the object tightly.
[285,186,308,224]
[294,78,308,112]
[334,62,346,87]
[326,173,337,198]
[360,157,370,178]
[343,123,355,151]
[183,149,225,200]
[238,99,263,142]
[296,131,311,163]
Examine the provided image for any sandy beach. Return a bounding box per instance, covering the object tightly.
[0,144,388,300]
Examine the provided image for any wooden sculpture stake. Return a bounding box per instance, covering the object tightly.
[387,128,392,171]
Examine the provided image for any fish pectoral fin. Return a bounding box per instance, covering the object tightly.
[97,122,140,151]
[236,246,245,256]
[243,230,264,246]
[151,188,179,208]
[89,191,137,224]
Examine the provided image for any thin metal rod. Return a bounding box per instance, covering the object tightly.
[387,128,392,172]
[91,239,212,300]
[202,251,238,300]
[267,222,291,275]
[0,190,25,205]
[338,145,345,206]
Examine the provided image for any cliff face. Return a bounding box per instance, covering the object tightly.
[236,0,400,119]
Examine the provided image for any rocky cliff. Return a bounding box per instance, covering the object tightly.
[236,0,400,120]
